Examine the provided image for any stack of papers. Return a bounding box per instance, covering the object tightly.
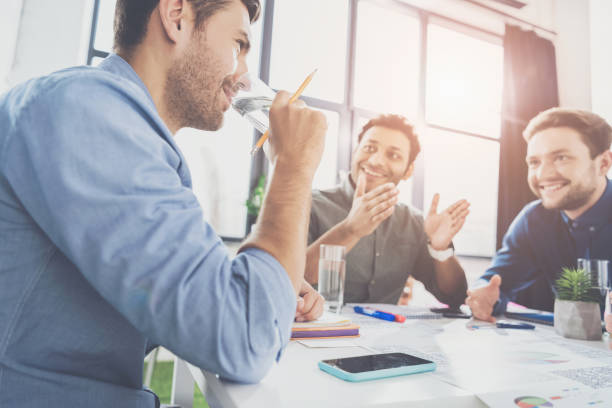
[291,312,359,340]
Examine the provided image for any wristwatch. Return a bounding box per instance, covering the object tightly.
[427,243,454,262]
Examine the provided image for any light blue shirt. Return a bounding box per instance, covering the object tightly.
[0,54,296,407]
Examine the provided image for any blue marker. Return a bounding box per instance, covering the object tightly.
[353,306,405,322]
[495,321,535,330]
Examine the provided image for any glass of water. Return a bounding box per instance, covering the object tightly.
[231,72,275,135]
[318,245,346,314]
[578,258,611,317]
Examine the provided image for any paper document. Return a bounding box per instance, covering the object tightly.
[292,311,351,328]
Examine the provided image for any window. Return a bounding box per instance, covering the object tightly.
[353,1,420,119]
[269,0,348,103]
[88,0,506,253]
[426,22,504,137]
[423,128,500,256]
[424,21,504,256]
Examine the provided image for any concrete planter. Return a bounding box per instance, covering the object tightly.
[554,299,602,341]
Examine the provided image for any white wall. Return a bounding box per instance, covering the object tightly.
[554,0,592,110]
[589,0,612,124]
[7,0,93,87]
[0,0,24,92]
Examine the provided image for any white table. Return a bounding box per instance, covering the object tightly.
[173,305,612,408]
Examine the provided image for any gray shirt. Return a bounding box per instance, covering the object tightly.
[309,176,458,305]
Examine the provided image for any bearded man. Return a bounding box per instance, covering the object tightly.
[466,108,612,321]
[0,0,328,406]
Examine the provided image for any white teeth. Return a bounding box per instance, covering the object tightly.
[540,184,564,192]
[363,168,383,177]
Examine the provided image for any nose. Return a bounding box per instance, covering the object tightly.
[536,159,556,180]
[233,56,249,83]
[367,151,385,168]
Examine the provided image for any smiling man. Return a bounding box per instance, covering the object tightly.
[305,114,469,306]
[0,0,328,406]
[467,108,612,321]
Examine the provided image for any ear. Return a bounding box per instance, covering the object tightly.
[158,0,186,44]
[401,163,414,180]
[597,150,612,176]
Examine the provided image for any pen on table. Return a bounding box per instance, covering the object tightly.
[495,321,535,330]
[250,69,317,156]
[353,306,406,323]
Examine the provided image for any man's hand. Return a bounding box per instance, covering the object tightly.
[424,194,470,250]
[342,173,398,239]
[397,276,415,306]
[268,91,327,175]
[295,280,324,322]
[465,275,501,322]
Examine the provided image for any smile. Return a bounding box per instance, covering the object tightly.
[362,167,385,178]
[539,182,569,192]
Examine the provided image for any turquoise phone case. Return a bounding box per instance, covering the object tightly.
[318,359,436,382]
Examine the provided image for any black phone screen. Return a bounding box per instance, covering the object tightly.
[321,352,433,373]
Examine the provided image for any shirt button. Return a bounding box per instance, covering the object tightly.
[370,280,376,285]
[376,252,380,257]
[589,226,596,232]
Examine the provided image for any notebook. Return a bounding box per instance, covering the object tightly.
[290,324,360,340]
[291,312,358,340]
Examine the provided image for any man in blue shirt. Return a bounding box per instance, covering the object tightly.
[466,108,612,321]
[0,0,327,406]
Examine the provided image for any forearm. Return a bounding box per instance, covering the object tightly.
[433,257,468,305]
[240,162,313,294]
[305,220,361,284]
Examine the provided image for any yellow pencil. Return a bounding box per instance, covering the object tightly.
[250,69,318,156]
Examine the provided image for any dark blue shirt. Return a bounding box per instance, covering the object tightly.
[481,178,612,314]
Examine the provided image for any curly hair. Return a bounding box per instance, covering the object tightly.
[357,114,421,166]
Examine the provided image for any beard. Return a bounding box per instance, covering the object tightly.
[531,172,599,211]
[541,183,598,211]
[164,35,231,131]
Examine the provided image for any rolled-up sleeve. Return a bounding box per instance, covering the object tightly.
[2,73,295,383]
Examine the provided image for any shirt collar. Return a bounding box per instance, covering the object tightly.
[97,54,157,110]
[561,178,612,228]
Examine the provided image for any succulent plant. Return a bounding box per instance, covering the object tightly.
[555,267,599,303]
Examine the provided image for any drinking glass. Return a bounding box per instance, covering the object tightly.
[577,258,611,318]
[317,245,346,314]
[231,72,275,135]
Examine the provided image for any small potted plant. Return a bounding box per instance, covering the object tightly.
[554,267,602,340]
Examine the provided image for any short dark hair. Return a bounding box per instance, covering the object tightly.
[523,108,612,158]
[357,114,421,166]
[113,0,261,53]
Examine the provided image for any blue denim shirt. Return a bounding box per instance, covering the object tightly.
[0,54,296,407]
[481,178,612,314]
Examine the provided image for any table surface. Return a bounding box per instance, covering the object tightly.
[185,304,612,408]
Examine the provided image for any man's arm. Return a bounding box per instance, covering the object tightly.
[240,92,327,295]
[466,206,537,321]
[432,257,468,304]
[304,174,398,284]
[3,80,326,384]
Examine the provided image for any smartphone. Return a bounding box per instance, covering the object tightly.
[318,352,436,382]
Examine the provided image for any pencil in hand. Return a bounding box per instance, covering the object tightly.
[250,69,318,156]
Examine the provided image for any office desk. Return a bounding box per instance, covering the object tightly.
[179,305,612,408]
